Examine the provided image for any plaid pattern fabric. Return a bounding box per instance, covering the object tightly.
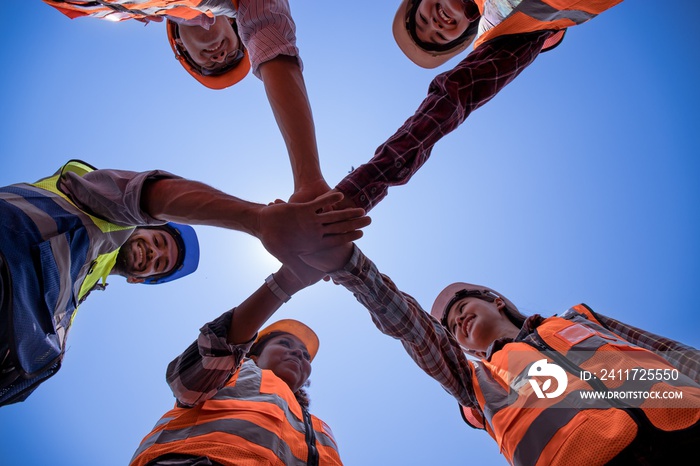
[331,246,479,407]
[165,309,255,407]
[593,312,700,383]
[335,30,552,211]
[331,246,700,411]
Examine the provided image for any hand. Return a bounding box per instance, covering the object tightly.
[257,191,371,265]
[288,179,332,204]
[327,188,358,211]
[300,243,355,274]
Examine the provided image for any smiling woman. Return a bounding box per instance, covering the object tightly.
[128,262,344,466]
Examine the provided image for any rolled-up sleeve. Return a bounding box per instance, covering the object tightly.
[166,309,255,407]
[58,168,181,227]
[237,0,301,78]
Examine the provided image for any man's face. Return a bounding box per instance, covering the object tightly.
[414,0,472,46]
[177,16,241,74]
[253,334,312,393]
[118,228,180,283]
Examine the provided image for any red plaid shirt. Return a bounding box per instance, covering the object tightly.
[336,30,552,210]
[330,246,700,410]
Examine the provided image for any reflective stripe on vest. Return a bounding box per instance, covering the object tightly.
[43,0,237,22]
[0,160,133,376]
[464,304,700,466]
[473,0,622,50]
[130,359,342,466]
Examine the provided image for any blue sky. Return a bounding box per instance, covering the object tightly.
[1,1,699,465]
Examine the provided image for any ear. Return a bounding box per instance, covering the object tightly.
[494,297,506,311]
[175,38,184,47]
[127,276,145,284]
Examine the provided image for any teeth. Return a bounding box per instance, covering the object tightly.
[437,5,454,24]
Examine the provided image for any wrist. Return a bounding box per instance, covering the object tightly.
[265,273,292,303]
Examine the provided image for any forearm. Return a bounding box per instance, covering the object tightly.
[141,177,264,236]
[330,246,477,406]
[259,56,325,191]
[335,32,548,211]
[227,266,306,344]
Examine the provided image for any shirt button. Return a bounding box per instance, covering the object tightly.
[360,195,366,201]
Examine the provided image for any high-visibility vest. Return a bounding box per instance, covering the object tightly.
[130,359,343,466]
[0,160,133,390]
[43,0,237,23]
[473,0,623,52]
[459,304,700,466]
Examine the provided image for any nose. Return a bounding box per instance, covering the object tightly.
[210,49,226,63]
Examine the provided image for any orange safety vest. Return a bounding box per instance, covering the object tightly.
[473,0,623,52]
[42,0,236,23]
[459,304,700,466]
[130,359,343,466]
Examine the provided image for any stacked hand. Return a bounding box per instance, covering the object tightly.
[258,191,370,289]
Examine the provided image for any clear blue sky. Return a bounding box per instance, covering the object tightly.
[1,2,699,465]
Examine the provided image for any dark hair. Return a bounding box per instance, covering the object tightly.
[248,331,311,409]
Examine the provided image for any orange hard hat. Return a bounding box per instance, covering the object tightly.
[392,0,480,69]
[166,19,251,90]
[255,319,320,362]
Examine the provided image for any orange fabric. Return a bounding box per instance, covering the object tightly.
[43,0,219,21]
[466,305,700,465]
[131,363,342,466]
[472,0,623,50]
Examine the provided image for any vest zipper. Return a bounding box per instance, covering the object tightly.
[302,407,319,466]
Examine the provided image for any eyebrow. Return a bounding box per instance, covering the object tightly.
[161,233,171,271]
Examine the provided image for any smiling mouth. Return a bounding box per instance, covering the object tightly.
[203,40,225,54]
[462,315,475,337]
[436,4,456,25]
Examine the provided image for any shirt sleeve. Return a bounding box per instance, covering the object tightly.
[236,0,301,78]
[165,309,256,407]
[58,168,181,227]
[593,311,700,383]
[335,31,551,211]
[330,245,479,407]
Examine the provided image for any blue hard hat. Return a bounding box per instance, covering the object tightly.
[143,222,200,285]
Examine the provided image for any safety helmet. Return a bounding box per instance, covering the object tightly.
[143,222,200,284]
[253,319,320,362]
[431,282,522,330]
[166,18,251,90]
[392,0,480,69]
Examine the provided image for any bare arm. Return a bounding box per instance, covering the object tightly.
[142,179,370,264]
[259,55,330,203]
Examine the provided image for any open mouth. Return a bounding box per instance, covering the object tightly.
[204,40,225,54]
[437,4,455,24]
[462,315,475,338]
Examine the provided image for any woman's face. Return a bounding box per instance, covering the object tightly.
[413,0,472,46]
[445,297,511,354]
[253,334,312,393]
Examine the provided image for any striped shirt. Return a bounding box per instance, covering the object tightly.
[43,0,301,78]
[330,246,700,410]
[335,30,551,211]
